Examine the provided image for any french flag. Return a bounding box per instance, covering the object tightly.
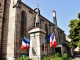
[42,43,46,51]
[21,36,30,50]
[47,33,51,42]
[50,32,57,48]
[44,44,46,51]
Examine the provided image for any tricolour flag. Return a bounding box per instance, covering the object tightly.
[44,44,46,51]
[47,33,51,42]
[21,36,30,50]
[42,43,47,51]
[50,32,57,48]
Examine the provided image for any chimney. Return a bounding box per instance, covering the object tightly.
[52,11,57,29]
[52,11,56,17]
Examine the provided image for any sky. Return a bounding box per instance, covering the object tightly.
[22,0,80,36]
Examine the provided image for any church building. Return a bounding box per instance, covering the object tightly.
[0,0,70,60]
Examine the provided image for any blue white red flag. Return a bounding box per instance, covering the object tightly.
[50,32,57,48]
[21,36,30,50]
[47,33,51,42]
[42,43,46,51]
[44,44,46,51]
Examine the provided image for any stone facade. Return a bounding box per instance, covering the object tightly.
[0,0,5,59]
[0,0,67,59]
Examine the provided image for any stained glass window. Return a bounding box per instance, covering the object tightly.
[45,24,48,38]
[21,12,25,37]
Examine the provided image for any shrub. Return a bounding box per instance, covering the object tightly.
[16,56,32,60]
[6,58,8,60]
[61,54,72,60]
[41,53,72,60]
[54,53,61,58]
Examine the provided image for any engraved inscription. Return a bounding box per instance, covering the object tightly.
[36,36,39,38]
[32,38,37,56]
[31,57,37,60]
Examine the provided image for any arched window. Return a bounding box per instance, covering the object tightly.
[0,3,1,6]
[45,24,48,39]
[21,11,25,37]
[58,31,60,43]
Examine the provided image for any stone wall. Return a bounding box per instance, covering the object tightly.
[62,45,68,54]
[2,0,10,58]
[57,28,65,44]
[0,0,5,59]
[2,0,19,59]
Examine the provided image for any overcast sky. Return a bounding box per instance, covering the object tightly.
[22,0,80,36]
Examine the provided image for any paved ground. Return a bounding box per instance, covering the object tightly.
[72,55,80,60]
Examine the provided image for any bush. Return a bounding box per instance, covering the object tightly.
[41,53,72,60]
[16,56,32,60]
[61,54,72,60]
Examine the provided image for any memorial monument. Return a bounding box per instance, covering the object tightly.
[28,0,47,60]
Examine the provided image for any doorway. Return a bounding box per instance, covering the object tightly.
[55,47,61,54]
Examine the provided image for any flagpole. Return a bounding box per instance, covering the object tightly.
[47,22,50,55]
[52,11,58,53]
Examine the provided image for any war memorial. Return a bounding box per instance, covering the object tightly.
[0,0,71,60]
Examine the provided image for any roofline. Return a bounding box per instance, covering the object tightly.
[57,27,64,32]
[20,1,55,25]
[20,1,64,32]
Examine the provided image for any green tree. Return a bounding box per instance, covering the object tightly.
[69,12,80,48]
[78,40,80,48]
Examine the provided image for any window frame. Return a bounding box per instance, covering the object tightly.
[21,11,25,37]
[0,3,1,6]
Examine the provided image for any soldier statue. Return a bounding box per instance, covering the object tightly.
[34,0,40,27]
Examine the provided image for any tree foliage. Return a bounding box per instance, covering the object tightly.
[69,12,80,48]
[78,40,80,48]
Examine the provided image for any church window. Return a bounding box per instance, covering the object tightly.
[21,12,25,37]
[58,31,60,43]
[34,17,36,27]
[60,31,62,34]
[45,24,48,38]
[0,3,1,6]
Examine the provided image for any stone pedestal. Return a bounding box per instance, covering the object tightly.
[28,28,46,60]
[8,57,15,60]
